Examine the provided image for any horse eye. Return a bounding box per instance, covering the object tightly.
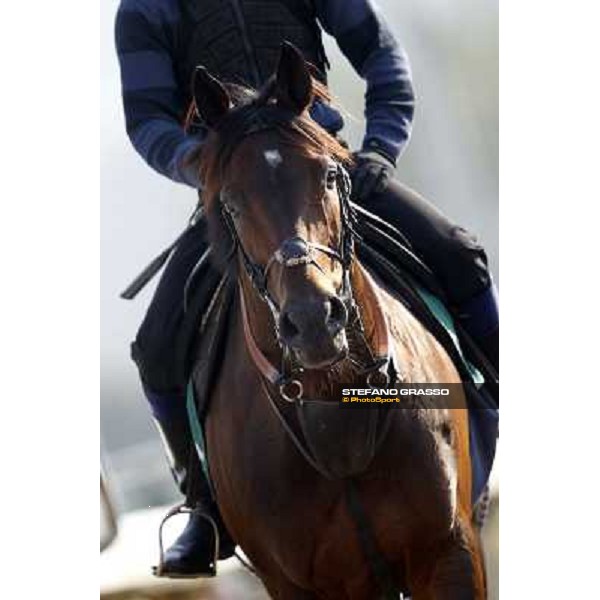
[325,169,337,190]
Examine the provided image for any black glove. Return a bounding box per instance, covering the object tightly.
[350,150,396,201]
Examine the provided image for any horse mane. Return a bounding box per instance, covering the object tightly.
[186,76,352,268]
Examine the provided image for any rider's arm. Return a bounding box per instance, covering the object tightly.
[114,0,203,188]
[315,0,415,164]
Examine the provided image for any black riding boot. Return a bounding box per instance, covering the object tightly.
[150,396,235,578]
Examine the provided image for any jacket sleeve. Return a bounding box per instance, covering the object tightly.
[315,0,415,164]
[114,1,204,188]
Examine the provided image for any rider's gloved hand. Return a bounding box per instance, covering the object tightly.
[350,150,396,201]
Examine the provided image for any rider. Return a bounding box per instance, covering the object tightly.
[115,0,499,578]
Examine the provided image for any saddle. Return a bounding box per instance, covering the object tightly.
[180,203,499,506]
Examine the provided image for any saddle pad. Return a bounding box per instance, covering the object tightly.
[412,281,498,503]
[184,272,235,496]
[412,282,484,386]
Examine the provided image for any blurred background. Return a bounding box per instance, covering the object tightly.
[101,0,498,597]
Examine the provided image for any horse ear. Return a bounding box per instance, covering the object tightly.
[274,41,313,114]
[193,66,231,128]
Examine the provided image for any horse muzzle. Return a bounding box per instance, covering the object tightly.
[279,295,349,369]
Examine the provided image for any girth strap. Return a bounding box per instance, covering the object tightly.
[345,480,399,599]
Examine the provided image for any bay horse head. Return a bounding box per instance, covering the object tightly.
[193,43,356,372]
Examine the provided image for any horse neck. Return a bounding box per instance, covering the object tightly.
[349,260,388,355]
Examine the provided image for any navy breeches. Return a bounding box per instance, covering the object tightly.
[131,220,210,395]
[362,179,492,305]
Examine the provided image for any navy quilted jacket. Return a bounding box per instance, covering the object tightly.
[115,0,415,187]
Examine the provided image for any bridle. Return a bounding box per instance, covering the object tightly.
[202,96,399,404]
[221,163,354,323]
[219,155,399,403]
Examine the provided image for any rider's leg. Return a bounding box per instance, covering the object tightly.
[131,221,235,577]
[145,387,235,576]
[358,179,499,372]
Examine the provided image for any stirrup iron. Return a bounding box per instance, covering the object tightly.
[152,503,220,578]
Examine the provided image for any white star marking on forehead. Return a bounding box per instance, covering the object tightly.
[264,149,283,169]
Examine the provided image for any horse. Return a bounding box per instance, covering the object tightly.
[191,43,486,599]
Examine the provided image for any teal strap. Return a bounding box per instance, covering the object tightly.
[186,380,213,486]
[413,283,485,387]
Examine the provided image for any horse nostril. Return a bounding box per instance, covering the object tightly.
[280,297,347,344]
[327,296,348,334]
[280,310,300,343]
